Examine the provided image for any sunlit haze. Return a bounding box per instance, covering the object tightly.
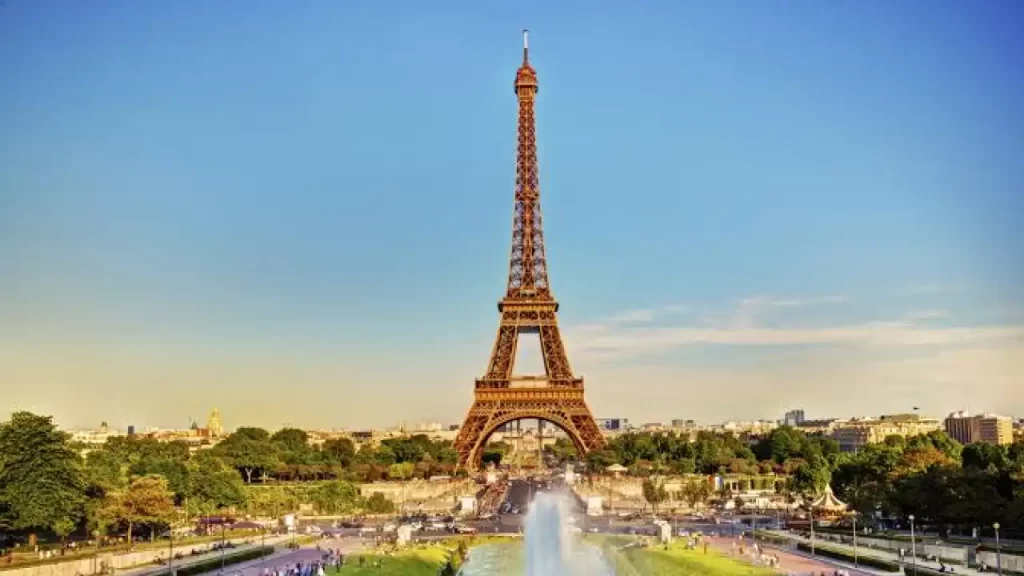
[1,1,1022,431]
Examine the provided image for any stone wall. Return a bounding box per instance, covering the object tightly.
[814,533,967,565]
[977,550,1024,573]
[358,478,474,511]
[3,536,286,576]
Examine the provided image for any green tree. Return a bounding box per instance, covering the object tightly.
[584,449,619,471]
[321,438,356,466]
[481,442,510,467]
[641,478,667,514]
[791,454,831,496]
[0,412,85,545]
[271,428,310,453]
[363,492,395,514]
[388,462,415,481]
[99,475,175,544]
[680,478,711,509]
[310,480,360,515]
[962,443,1008,472]
[214,433,278,483]
[189,452,247,513]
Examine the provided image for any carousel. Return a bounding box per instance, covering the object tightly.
[810,484,848,519]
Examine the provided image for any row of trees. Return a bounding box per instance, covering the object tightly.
[547,426,838,495]
[0,412,411,547]
[552,426,1024,534]
[209,427,460,483]
[4,410,1022,545]
[831,433,1024,535]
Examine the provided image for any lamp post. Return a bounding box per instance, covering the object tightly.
[219,523,226,572]
[168,529,174,576]
[852,514,858,567]
[809,505,815,557]
[261,526,266,565]
[909,515,917,576]
[994,522,1002,576]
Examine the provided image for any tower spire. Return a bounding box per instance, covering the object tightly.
[523,29,529,63]
[509,31,544,299]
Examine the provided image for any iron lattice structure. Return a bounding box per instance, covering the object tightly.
[454,33,605,469]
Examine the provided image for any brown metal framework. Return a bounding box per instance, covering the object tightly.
[454,33,605,469]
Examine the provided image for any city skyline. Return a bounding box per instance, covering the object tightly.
[2,2,1023,429]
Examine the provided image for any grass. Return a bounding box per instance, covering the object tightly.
[328,547,451,576]
[590,535,776,576]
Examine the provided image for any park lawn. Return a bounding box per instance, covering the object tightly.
[592,536,776,576]
[330,547,451,576]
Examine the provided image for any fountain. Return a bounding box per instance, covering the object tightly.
[524,491,614,576]
[523,491,574,575]
[458,489,614,575]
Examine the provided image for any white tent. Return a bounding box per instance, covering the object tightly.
[605,464,628,476]
[810,484,847,513]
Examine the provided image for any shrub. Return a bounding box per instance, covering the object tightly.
[151,546,274,576]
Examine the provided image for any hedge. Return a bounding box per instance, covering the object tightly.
[796,542,901,572]
[151,546,275,576]
[903,565,951,576]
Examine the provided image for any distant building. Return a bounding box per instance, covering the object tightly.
[207,408,224,438]
[69,423,126,448]
[127,425,136,436]
[795,419,839,434]
[596,418,628,431]
[720,420,778,435]
[831,414,941,452]
[944,411,1013,445]
[784,409,806,427]
[670,419,697,429]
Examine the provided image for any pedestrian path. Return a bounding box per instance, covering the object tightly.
[122,536,293,576]
[189,539,364,576]
[765,530,984,576]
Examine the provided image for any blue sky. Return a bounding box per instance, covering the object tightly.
[1,1,1021,430]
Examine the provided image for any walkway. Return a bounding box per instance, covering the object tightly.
[767,531,985,576]
[123,536,293,576]
[707,535,877,576]
[175,538,364,576]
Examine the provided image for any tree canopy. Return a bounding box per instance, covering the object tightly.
[0,412,85,543]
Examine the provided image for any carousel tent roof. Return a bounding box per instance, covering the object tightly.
[811,484,847,511]
[605,464,628,472]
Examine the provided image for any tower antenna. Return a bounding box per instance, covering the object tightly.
[522,29,529,62]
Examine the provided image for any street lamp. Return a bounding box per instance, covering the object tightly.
[219,523,226,572]
[809,504,815,557]
[168,529,174,576]
[993,522,1002,576]
[852,514,858,567]
[909,515,917,576]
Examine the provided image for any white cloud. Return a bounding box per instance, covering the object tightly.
[583,344,1023,423]
[727,294,847,329]
[564,295,1024,363]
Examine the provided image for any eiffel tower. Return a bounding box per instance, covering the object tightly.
[454,32,605,469]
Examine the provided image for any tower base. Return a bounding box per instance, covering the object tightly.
[454,387,605,470]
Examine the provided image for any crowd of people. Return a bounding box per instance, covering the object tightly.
[257,548,346,576]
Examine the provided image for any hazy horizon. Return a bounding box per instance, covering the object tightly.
[2,2,1022,431]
